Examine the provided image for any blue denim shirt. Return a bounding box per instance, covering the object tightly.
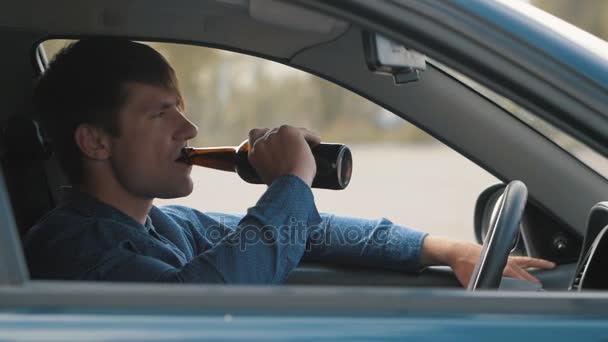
[24,175,427,284]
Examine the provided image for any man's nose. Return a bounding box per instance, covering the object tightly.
[175,113,198,141]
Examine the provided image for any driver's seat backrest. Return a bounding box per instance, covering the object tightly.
[0,116,66,236]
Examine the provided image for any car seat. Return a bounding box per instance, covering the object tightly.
[0,116,66,236]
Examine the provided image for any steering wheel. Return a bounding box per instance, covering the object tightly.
[467,180,528,290]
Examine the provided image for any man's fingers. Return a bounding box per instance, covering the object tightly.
[245,124,318,186]
[517,268,540,283]
[254,125,321,148]
[248,128,270,141]
[503,256,555,283]
[511,256,556,269]
[248,128,271,151]
[298,127,321,146]
[504,264,540,283]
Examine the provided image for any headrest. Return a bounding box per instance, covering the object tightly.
[0,117,51,162]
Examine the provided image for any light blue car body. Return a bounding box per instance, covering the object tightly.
[1,312,607,341]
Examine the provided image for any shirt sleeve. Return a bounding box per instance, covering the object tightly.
[302,214,428,272]
[95,175,321,284]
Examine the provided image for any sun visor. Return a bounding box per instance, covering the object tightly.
[248,0,348,34]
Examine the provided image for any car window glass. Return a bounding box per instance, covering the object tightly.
[41,40,500,242]
[430,59,608,179]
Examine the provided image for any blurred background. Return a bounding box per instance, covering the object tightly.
[42,1,608,242]
[533,0,608,37]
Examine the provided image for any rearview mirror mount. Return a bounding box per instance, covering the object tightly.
[363,32,426,84]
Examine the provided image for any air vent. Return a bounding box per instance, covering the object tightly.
[570,224,608,291]
[570,251,591,291]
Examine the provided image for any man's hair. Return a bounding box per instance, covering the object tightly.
[34,37,178,184]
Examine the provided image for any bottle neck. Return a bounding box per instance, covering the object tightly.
[182,146,238,173]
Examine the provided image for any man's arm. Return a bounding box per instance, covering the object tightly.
[86,175,320,284]
[302,214,427,272]
[302,216,555,286]
[86,176,320,284]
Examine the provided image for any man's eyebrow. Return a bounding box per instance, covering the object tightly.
[159,98,181,110]
[177,95,185,110]
[159,102,173,110]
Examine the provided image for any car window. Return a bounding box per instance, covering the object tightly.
[40,40,500,242]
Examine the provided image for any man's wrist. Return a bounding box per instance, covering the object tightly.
[290,167,315,188]
[419,235,463,267]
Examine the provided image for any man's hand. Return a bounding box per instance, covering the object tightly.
[420,235,556,287]
[247,125,321,187]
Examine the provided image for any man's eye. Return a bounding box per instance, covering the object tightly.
[155,112,166,118]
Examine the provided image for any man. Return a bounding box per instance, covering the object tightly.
[24,38,554,285]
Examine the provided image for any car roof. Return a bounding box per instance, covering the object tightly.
[0,0,348,59]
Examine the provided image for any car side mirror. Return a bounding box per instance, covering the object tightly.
[474,183,525,254]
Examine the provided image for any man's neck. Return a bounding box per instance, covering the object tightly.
[78,182,153,225]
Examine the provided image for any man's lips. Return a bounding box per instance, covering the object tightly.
[175,147,191,164]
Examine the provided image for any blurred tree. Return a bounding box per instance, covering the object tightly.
[151,43,223,146]
[41,40,75,61]
[41,40,434,146]
[532,0,608,39]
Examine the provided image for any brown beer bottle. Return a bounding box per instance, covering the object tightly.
[179,140,352,190]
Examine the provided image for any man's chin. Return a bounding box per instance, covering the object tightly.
[155,180,194,199]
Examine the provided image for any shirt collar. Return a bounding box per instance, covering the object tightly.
[59,188,153,233]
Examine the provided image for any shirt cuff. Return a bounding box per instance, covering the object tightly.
[373,223,428,272]
[251,174,322,228]
[410,231,429,271]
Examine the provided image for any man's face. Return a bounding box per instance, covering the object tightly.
[107,82,198,200]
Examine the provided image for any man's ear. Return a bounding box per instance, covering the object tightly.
[74,124,112,160]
